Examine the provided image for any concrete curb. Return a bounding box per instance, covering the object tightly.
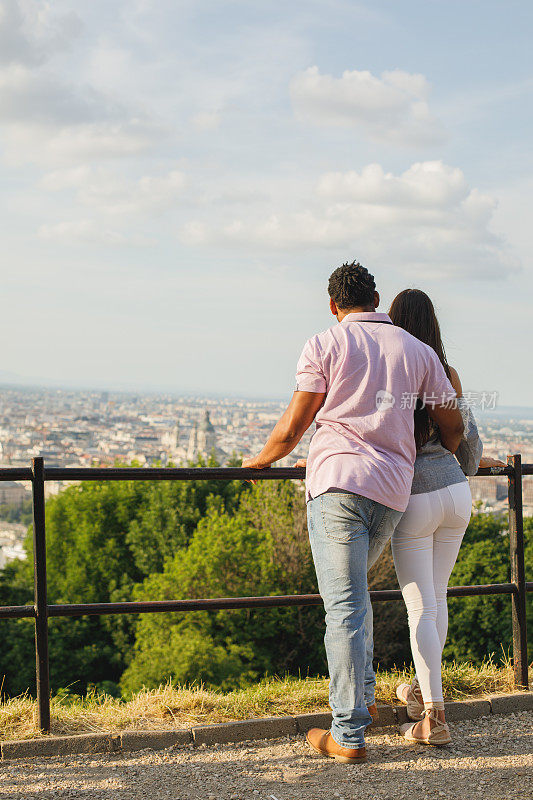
[1,733,117,760]
[487,691,533,714]
[193,715,297,745]
[1,692,531,761]
[293,711,332,733]
[120,729,191,751]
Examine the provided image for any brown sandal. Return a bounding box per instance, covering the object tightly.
[400,707,451,746]
[396,677,424,721]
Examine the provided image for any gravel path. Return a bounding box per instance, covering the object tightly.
[1,711,531,800]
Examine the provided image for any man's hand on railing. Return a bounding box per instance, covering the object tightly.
[241,456,271,484]
[241,456,270,470]
[240,456,307,484]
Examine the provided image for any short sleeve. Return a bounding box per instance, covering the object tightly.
[419,348,456,407]
[295,338,327,393]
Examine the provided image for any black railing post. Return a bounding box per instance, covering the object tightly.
[32,457,50,732]
[508,453,528,689]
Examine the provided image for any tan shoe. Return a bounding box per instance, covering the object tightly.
[306,728,367,763]
[396,677,424,721]
[400,708,451,746]
[367,703,379,725]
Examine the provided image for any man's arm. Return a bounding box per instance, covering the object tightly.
[427,402,464,454]
[420,349,464,454]
[242,391,325,469]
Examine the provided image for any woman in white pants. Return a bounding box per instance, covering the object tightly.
[388,289,503,745]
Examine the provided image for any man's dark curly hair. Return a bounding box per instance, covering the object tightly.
[328,261,376,309]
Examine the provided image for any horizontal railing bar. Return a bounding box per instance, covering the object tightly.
[0,465,530,483]
[1,583,527,620]
[40,583,518,618]
[447,582,518,597]
[38,464,533,481]
[0,468,33,481]
[48,595,321,615]
[0,605,35,619]
[43,467,308,481]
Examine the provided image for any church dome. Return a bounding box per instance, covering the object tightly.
[198,409,215,433]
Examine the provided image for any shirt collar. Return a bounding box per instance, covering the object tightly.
[340,312,393,324]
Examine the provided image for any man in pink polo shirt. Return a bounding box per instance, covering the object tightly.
[243,261,463,762]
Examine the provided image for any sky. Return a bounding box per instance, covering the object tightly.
[0,0,532,405]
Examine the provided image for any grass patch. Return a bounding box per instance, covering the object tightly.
[0,658,528,741]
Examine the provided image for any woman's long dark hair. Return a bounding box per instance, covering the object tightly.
[389,289,451,449]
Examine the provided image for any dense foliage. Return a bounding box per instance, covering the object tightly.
[121,481,326,691]
[0,469,530,698]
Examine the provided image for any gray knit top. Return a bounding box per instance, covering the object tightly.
[411,397,483,495]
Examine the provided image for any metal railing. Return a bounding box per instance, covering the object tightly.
[0,454,531,733]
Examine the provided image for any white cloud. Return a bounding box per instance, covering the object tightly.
[317,161,467,206]
[0,6,160,166]
[0,0,81,67]
[37,218,151,247]
[0,65,123,125]
[40,165,93,191]
[180,160,519,279]
[41,166,188,215]
[290,66,445,146]
[191,111,220,131]
[2,119,160,166]
[0,61,161,165]
[180,220,208,246]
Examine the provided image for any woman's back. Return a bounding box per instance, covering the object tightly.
[412,393,482,494]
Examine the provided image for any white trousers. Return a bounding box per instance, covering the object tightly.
[392,482,472,704]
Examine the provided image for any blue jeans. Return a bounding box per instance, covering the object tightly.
[307,491,402,748]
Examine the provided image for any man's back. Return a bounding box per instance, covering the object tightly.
[296,311,455,512]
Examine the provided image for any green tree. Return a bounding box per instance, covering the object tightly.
[1,460,247,696]
[122,481,325,691]
[0,561,35,697]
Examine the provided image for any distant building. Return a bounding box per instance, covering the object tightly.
[162,409,227,464]
[161,422,187,463]
[468,476,507,507]
[0,521,27,570]
[187,409,226,463]
[523,480,533,506]
[0,481,30,506]
[523,479,533,515]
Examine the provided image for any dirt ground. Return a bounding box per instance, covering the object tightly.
[0,711,531,800]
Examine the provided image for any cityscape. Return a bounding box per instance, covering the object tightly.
[0,384,532,571]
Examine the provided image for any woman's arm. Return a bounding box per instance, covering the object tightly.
[448,367,505,468]
[478,455,506,468]
[448,366,462,397]
[446,366,483,474]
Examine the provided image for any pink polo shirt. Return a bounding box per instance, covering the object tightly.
[296,312,455,512]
